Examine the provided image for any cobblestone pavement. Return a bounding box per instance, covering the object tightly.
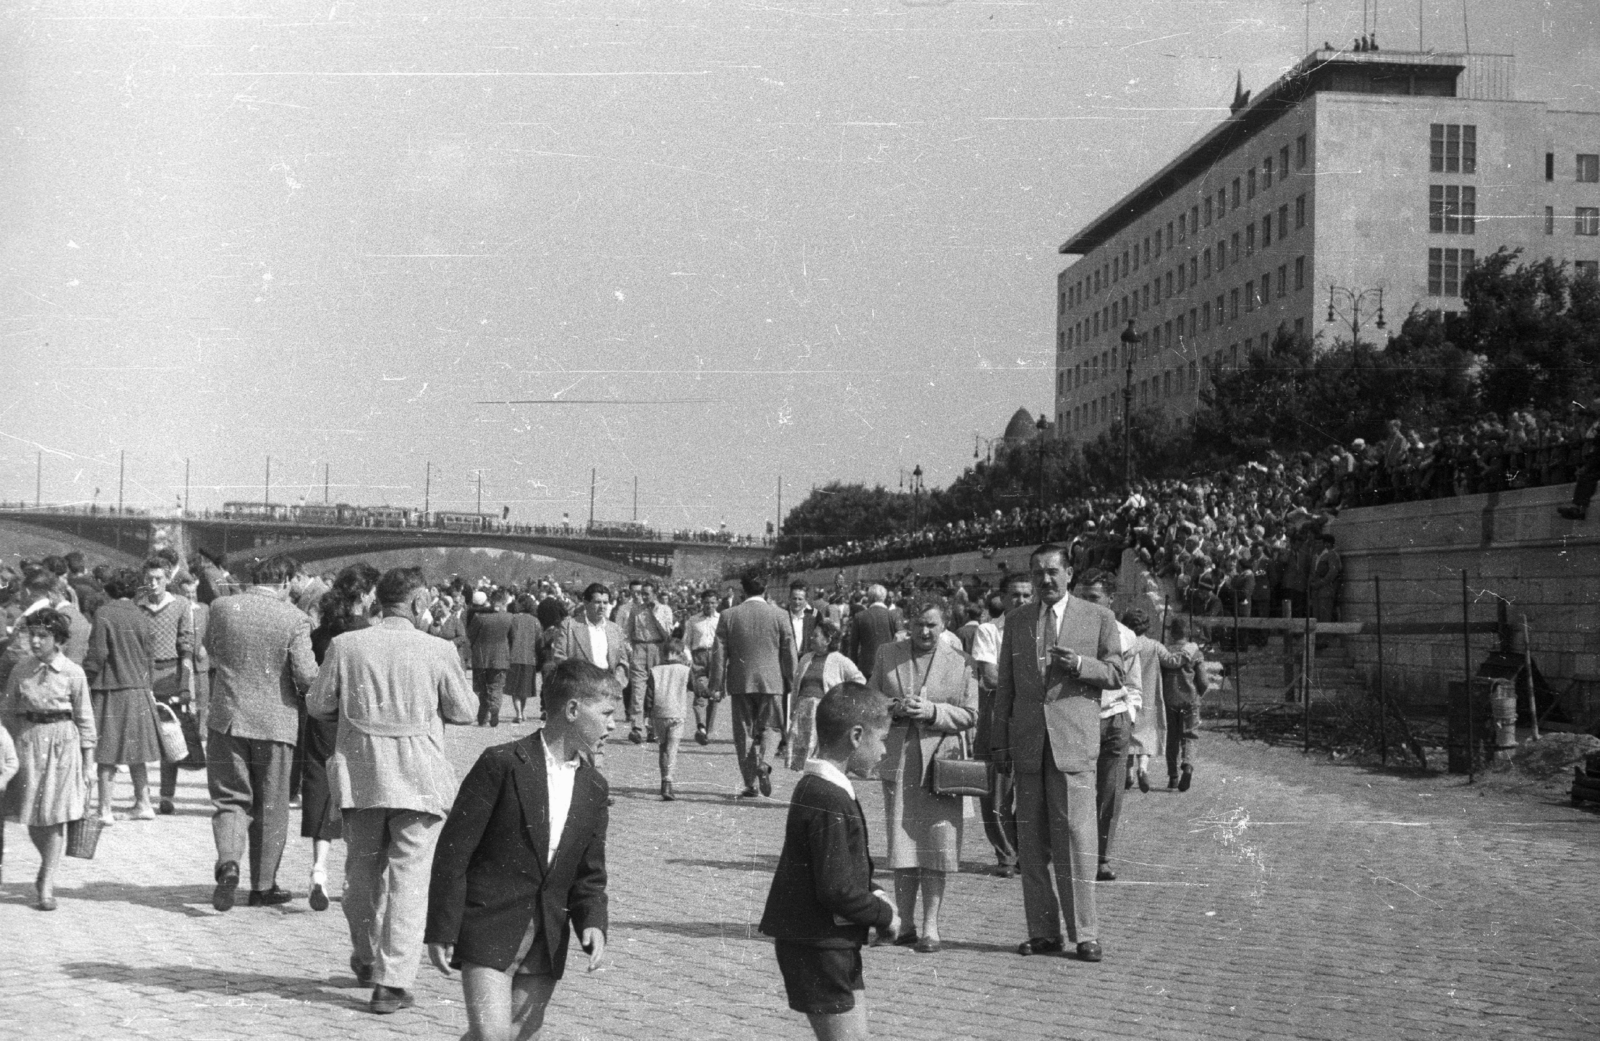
[3,706,1597,1041]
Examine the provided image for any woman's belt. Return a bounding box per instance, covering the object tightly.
[24,710,73,724]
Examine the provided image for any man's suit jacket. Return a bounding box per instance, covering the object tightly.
[992,596,1124,775]
[759,774,894,948]
[203,588,317,745]
[549,617,628,684]
[467,609,516,670]
[868,639,979,786]
[847,603,897,679]
[712,596,794,696]
[426,735,609,978]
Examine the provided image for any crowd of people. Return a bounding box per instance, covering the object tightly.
[3,536,1223,1039]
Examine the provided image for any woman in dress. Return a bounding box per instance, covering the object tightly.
[784,619,865,770]
[1,608,97,910]
[506,594,543,724]
[304,562,379,912]
[868,599,978,953]
[83,568,158,824]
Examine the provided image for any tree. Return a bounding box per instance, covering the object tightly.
[1455,248,1600,414]
[776,482,914,552]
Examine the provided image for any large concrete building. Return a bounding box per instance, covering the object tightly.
[1052,47,1600,440]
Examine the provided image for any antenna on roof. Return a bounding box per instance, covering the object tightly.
[1230,71,1251,114]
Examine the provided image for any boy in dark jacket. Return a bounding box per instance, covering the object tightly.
[759,682,897,1041]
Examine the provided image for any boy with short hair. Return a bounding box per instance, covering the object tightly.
[760,682,898,1041]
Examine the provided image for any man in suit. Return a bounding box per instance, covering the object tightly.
[468,589,516,727]
[426,660,613,1041]
[971,575,1033,879]
[712,575,794,798]
[845,584,897,681]
[306,566,478,1015]
[204,554,319,911]
[616,578,674,744]
[548,583,627,688]
[785,580,820,667]
[992,543,1125,962]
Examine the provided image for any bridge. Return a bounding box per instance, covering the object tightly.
[0,508,771,582]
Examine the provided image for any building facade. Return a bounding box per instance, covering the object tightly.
[1052,48,1600,441]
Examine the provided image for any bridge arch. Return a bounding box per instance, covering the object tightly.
[0,515,151,568]
[207,530,671,577]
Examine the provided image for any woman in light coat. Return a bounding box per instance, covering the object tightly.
[869,600,978,954]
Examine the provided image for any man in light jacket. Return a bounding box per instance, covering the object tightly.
[307,566,478,1016]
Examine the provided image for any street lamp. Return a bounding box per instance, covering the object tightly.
[1325,284,1386,346]
[1120,320,1141,491]
[911,464,924,529]
[1035,414,1049,511]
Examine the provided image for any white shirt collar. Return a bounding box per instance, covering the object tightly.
[803,758,855,800]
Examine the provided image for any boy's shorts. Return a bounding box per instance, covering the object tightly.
[773,940,864,1015]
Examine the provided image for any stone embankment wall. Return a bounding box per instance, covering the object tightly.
[1327,484,1598,718]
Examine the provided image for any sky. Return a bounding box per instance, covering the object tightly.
[3,1,1597,534]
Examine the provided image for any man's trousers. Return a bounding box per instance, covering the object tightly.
[207,731,294,891]
[1165,701,1200,780]
[1095,711,1131,869]
[342,807,442,991]
[475,668,507,727]
[729,692,782,790]
[980,767,1019,869]
[1014,743,1098,944]
[626,643,664,733]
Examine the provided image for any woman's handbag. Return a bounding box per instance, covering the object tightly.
[66,815,103,859]
[926,731,993,799]
[153,699,190,764]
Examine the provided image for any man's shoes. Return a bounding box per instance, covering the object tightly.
[1167,775,1179,790]
[350,955,372,986]
[694,728,709,746]
[629,729,644,745]
[893,929,919,947]
[158,798,175,815]
[993,864,1019,879]
[1558,505,1587,521]
[1178,764,1193,792]
[736,787,760,799]
[247,885,294,907]
[1016,936,1064,956]
[36,895,58,911]
[1076,940,1103,962]
[369,985,415,1015]
[913,937,942,953]
[661,780,676,802]
[130,803,156,821]
[1096,866,1117,882]
[212,861,240,912]
[1137,770,1150,794]
[757,765,773,798]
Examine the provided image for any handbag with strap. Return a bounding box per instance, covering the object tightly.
[926,730,993,799]
[152,699,190,764]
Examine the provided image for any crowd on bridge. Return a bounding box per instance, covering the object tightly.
[3,536,1224,1039]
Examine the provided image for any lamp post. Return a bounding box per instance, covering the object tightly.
[1120,320,1141,491]
[1325,284,1386,346]
[911,464,924,530]
[1035,414,1048,511]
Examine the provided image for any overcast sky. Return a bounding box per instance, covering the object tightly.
[4,1,1597,533]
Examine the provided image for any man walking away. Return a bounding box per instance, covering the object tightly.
[712,575,794,799]
[468,589,515,727]
[307,567,477,1015]
[204,555,318,911]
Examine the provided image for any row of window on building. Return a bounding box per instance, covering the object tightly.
[1061,200,1309,349]
[1062,324,1309,435]
[1061,135,1311,314]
